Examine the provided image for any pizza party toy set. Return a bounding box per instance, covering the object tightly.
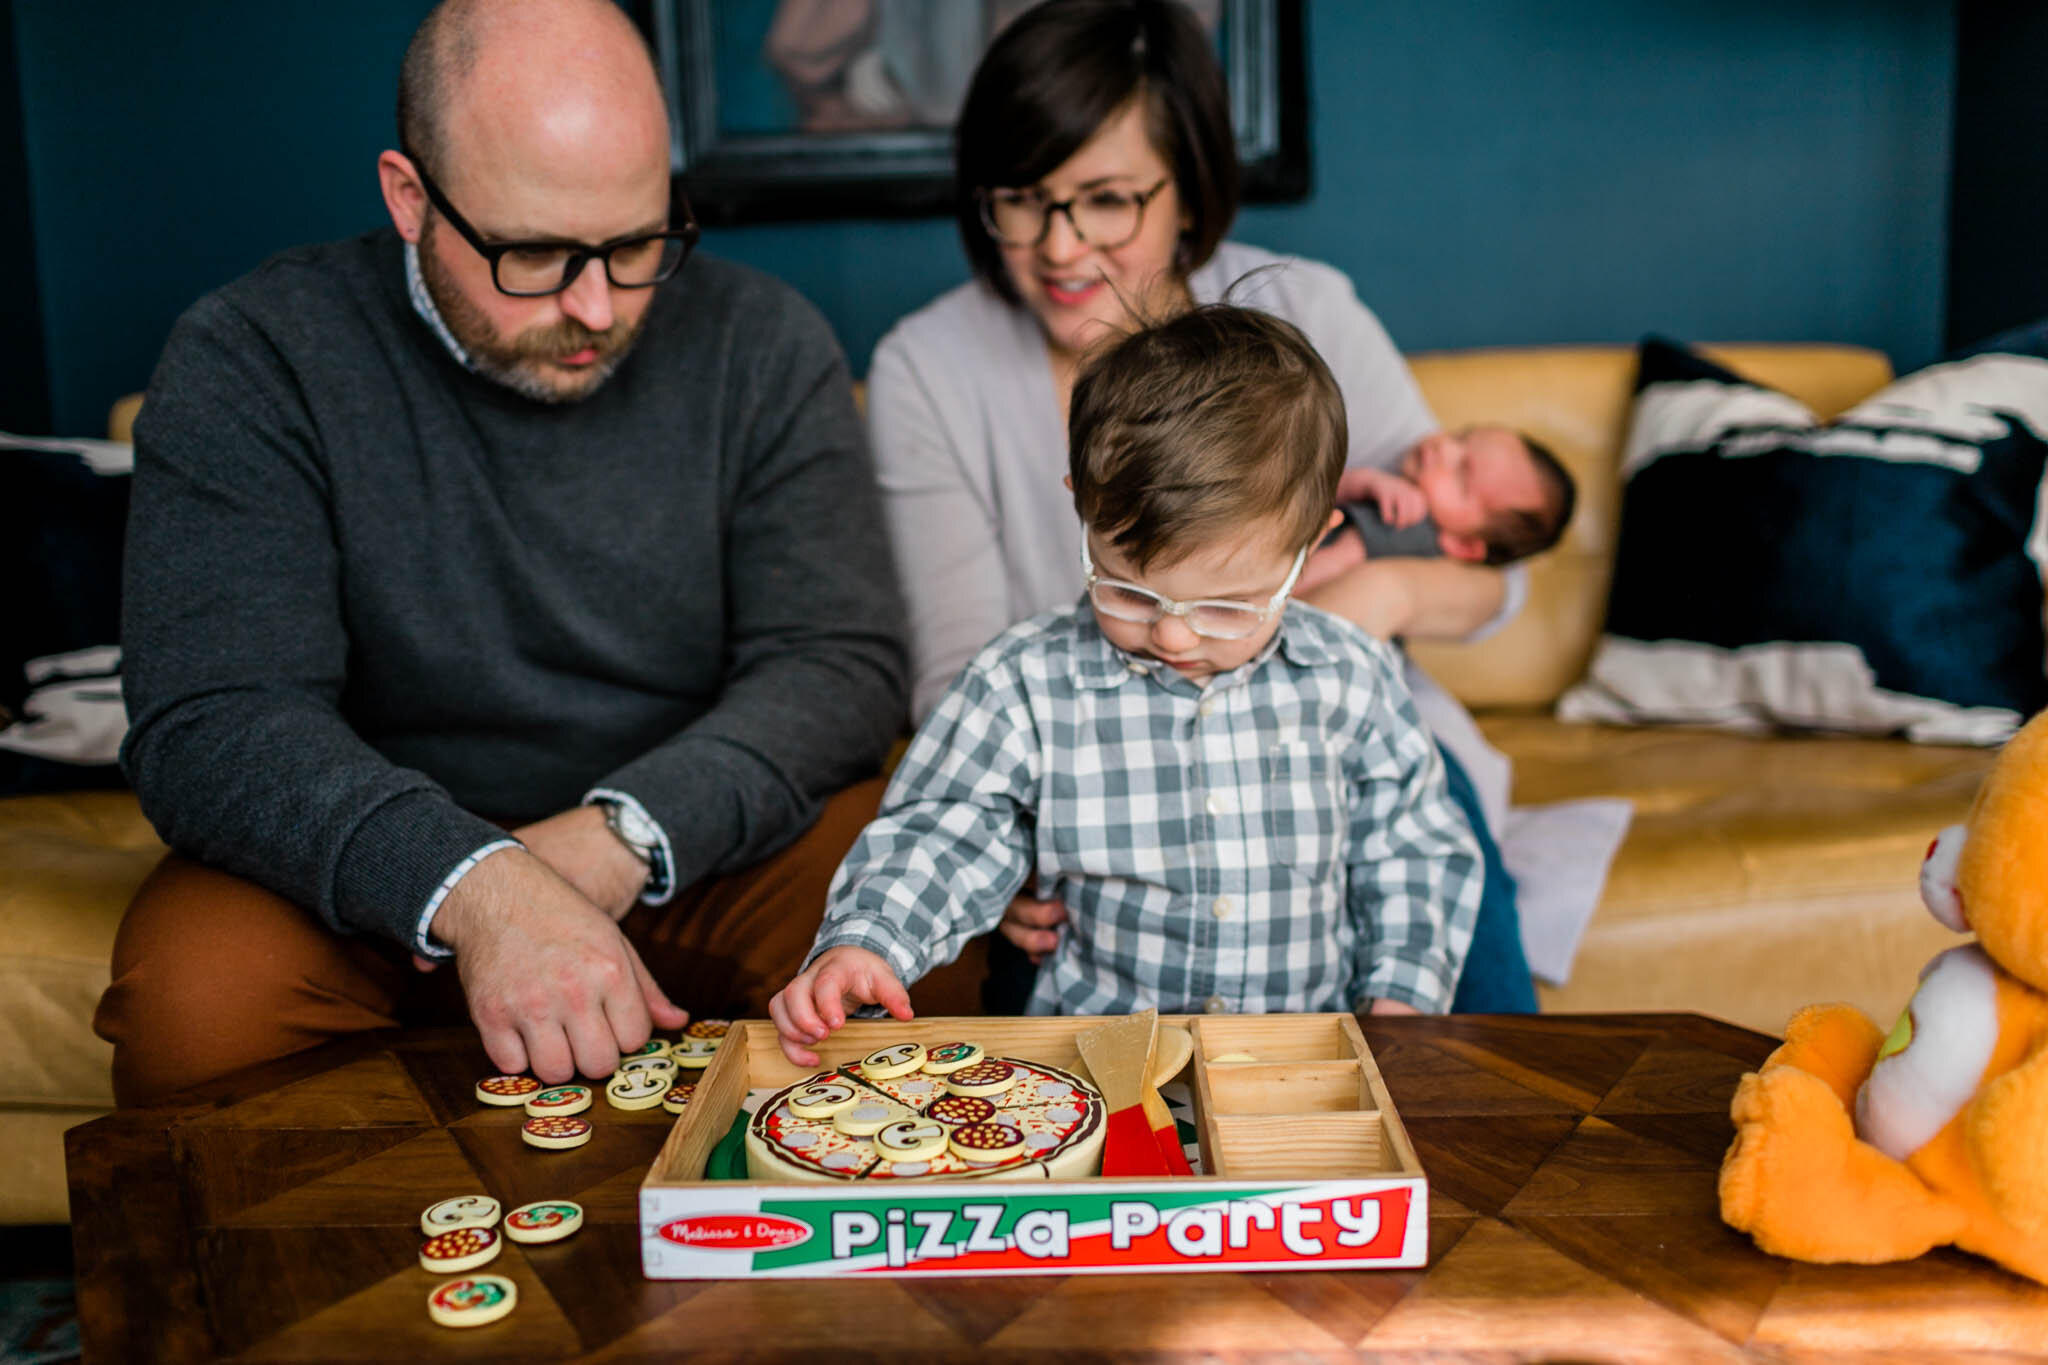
[639,1011,1429,1280]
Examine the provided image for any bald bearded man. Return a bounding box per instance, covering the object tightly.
[96,0,961,1106]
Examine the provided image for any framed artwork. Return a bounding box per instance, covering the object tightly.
[629,0,1306,225]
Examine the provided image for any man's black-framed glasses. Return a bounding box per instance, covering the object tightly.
[978,177,1171,249]
[406,153,700,297]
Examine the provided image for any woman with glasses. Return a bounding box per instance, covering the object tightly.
[866,0,1537,1013]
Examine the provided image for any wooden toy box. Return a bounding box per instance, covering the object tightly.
[640,1013,1428,1279]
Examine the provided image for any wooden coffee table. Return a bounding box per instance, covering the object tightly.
[67,1014,2048,1361]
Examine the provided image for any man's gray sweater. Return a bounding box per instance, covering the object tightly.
[121,230,907,951]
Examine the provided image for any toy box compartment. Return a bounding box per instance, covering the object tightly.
[639,1013,1428,1279]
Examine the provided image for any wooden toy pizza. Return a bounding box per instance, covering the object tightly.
[745,1043,1105,1183]
[474,1075,541,1106]
[504,1200,583,1245]
[419,1225,502,1274]
[419,1195,500,1236]
[427,1274,517,1329]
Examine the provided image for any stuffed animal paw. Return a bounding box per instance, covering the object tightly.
[1719,711,2048,1285]
[1721,1010,1961,1264]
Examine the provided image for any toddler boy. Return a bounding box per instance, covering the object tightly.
[770,305,1482,1063]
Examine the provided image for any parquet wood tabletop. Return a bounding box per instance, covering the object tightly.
[67,1013,2048,1362]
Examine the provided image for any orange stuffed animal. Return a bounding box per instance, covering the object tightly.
[1720,710,2048,1284]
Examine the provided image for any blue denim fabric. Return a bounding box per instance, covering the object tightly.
[1437,743,1539,1014]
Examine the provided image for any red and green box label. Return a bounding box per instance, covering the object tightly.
[641,1179,1426,1278]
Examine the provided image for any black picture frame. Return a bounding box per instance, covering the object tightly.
[630,0,1306,226]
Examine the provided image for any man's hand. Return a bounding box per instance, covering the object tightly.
[432,846,688,1082]
[514,805,648,920]
[999,889,1068,963]
[769,946,913,1066]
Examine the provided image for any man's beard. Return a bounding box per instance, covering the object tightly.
[418,216,645,404]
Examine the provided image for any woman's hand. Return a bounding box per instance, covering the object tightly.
[1001,889,1068,963]
[1298,526,1366,594]
[1301,558,1418,640]
[1301,556,1506,643]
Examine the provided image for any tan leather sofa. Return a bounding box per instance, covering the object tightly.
[7,350,1995,1225]
[1407,344,1993,1034]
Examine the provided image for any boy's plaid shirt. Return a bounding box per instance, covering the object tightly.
[811,599,1483,1016]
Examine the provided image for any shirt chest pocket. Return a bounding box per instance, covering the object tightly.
[1258,740,1345,879]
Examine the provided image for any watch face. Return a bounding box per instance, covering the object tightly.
[606,800,659,851]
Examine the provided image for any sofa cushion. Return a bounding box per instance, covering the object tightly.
[0,790,163,1108]
[0,434,133,793]
[1404,344,1894,709]
[1557,338,2048,745]
[1478,711,1995,1033]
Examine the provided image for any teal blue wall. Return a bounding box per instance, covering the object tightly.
[12,1,1955,435]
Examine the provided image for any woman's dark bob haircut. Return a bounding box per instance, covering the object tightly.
[954,0,1239,304]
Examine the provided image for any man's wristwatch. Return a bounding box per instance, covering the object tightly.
[595,797,670,901]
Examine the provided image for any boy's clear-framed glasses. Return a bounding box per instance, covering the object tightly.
[1079,536,1308,640]
[978,177,1171,249]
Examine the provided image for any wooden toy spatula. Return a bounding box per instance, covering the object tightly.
[1076,1010,1183,1177]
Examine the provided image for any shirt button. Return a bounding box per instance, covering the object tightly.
[1126,661,1149,675]
[1198,699,1215,718]
[1205,792,1229,816]
[1203,995,1229,1014]
[1211,897,1234,920]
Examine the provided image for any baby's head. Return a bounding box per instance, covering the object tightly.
[1067,304,1346,681]
[1403,425,1576,566]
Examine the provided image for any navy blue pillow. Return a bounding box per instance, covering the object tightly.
[1557,338,2048,745]
[1949,315,2048,363]
[0,436,131,793]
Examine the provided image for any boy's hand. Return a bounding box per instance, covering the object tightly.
[1365,998,1422,1016]
[769,946,914,1066]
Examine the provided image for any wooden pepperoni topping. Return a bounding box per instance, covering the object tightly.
[421,1226,498,1263]
[523,1115,592,1138]
[684,1019,731,1039]
[925,1094,997,1126]
[476,1075,540,1097]
[663,1083,695,1107]
[948,1122,1026,1159]
[944,1060,1018,1094]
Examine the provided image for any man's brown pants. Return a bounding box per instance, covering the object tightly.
[93,779,987,1108]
